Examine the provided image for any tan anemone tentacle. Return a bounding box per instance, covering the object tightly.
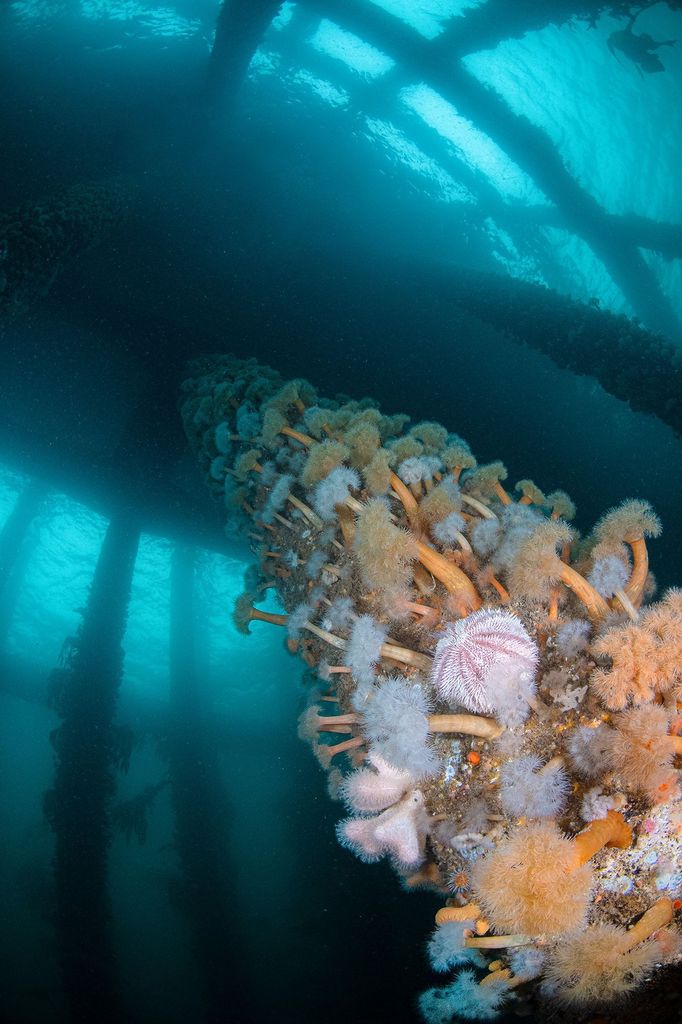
[381,643,432,673]
[324,735,365,758]
[416,541,482,612]
[558,562,610,621]
[303,621,432,672]
[280,425,315,447]
[250,608,288,628]
[622,898,673,951]
[313,713,362,734]
[488,575,510,603]
[612,586,640,622]
[303,621,347,651]
[623,536,649,609]
[571,811,633,868]
[428,714,503,740]
[493,482,512,506]
[460,495,498,520]
[435,904,482,925]
[273,512,298,533]
[287,493,323,529]
[336,503,356,548]
[389,471,423,535]
[465,935,531,949]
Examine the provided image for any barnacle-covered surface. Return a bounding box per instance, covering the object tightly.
[0,180,130,322]
[181,353,681,1022]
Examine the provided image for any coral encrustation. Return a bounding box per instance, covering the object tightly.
[181,355,681,1021]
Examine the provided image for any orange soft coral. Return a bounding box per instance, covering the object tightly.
[544,898,677,1007]
[590,589,682,709]
[604,705,679,803]
[642,587,682,654]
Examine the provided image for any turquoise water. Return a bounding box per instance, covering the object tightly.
[1,2,681,1022]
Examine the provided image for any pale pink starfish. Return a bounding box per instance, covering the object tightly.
[340,752,415,813]
[336,788,430,867]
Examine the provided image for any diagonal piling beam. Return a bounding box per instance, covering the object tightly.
[206,0,284,111]
[298,0,681,342]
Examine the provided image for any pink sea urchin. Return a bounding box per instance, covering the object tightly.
[430,609,538,714]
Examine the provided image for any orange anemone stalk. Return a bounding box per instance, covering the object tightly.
[623,535,649,609]
[249,607,287,627]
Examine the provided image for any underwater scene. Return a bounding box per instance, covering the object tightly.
[1,1,682,1022]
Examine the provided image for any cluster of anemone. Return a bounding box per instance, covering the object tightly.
[181,356,681,1021]
[0,180,129,321]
